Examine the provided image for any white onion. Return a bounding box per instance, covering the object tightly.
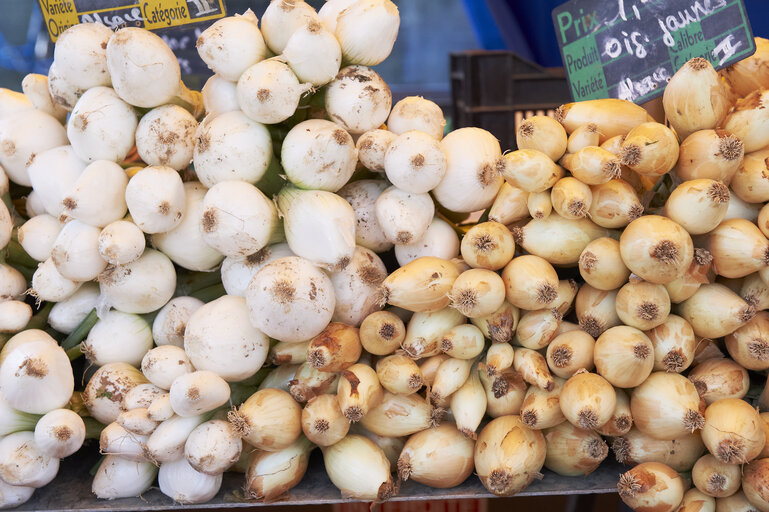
[125,165,186,234]
[326,65,392,135]
[394,217,460,266]
[201,75,239,117]
[0,302,31,333]
[82,310,153,367]
[67,86,137,163]
[46,61,82,112]
[282,20,341,86]
[30,258,81,303]
[97,220,146,266]
[158,457,222,504]
[330,246,387,326]
[52,22,112,90]
[335,0,400,66]
[184,295,269,382]
[193,110,272,187]
[0,480,33,508]
[375,186,434,246]
[221,243,295,297]
[0,264,26,301]
[135,105,198,171]
[151,182,224,271]
[281,119,357,192]
[185,420,242,475]
[62,160,128,227]
[197,14,267,81]
[169,371,230,417]
[152,296,204,348]
[388,96,445,140]
[18,215,62,262]
[246,256,335,343]
[33,408,85,458]
[0,109,68,186]
[356,129,396,172]
[200,180,279,257]
[260,0,320,55]
[338,179,393,253]
[22,74,66,122]
[384,130,447,193]
[92,456,157,499]
[277,187,356,271]
[83,363,148,425]
[236,58,313,125]
[319,0,357,32]
[27,145,86,219]
[0,432,59,488]
[433,127,503,212]
[141,345,193,390]
[97,248,176,314]
[50,220,106,281]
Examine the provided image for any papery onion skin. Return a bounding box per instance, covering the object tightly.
[617,462,684,512]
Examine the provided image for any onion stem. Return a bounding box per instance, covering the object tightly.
[61,308,98,351]
[190,283,226,303]
[83,416,105,440]
[25,302,53,330]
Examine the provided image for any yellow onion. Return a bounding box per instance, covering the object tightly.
[760,203,769,239]
[498,149,563,193]
[513,347,554,391]
[484,342,515,378]
[675,129,744,183]
[709,219,769,278]
[665,248,714,303]
[512,213,611,265]
[229,389,302,451]
[688,359,749,405]
[579,237,630,290]
[720,37,769,95]
[375,354,422,395]
[347,423,404,470]
[620,215,694,284]
[575,284,621,338]
[678,488,716,512]
[441,324,485,360]
[543,421,607,476]
[693,338,727,367]
[702,398,764,464]
[692,454,741,498]
[595,388,633,437]
[613,427,705,472]
[666,180,730,235]
[487,183,529,226]
[742,458,769,512]
[301,395,349,447]
[359,392,437,437]
[588,179,644,229]
[418,354,448,388]
[322,435,395,501]
[459,221,515,271]
[560,146,621,185]
[337,363,383,422]
[617,462,684,512]
[714,490,756,512]
[556,98,653,141]
[559,370,616,430]
[448,268,505,318]
[480,366,526,418]
[516,115,567,162]
[513,309,561,350]
[550,177,591,220]
[679,283,755,338]
[732,149,769,204]
[760,412,769,458]
[722,90,769,153]
[594,326,654,388]
[288,363,339,403]
[401,306,464,359]
[474,415,546,496]
[430,356,474,403]
[631,372,704,440]
[526,190,551,220]
[520,377,565,430]
[615,280,671,331]
[501,255,558,311]
[307,322,361,373]
[725,312,769,370]
[379,256,459,312]
[566,123,600,153]
[397,424,474,488]
[620,122,680,177]
[244,436,313,503]
[663,57,730,140]
[471,301,519,344]
[451,366,486,438]
[742,273,769,310]
[269,341,309,366]
[359,310,405,356]
[646,314,696,373]
[553,279,579,317]
[545,330,595,379]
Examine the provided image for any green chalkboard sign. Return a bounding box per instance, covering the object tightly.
[552,0,756,103]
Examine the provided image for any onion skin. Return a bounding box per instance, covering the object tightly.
[556,98,653,141]
[742,458,769,511]
[543,421,607,476]
[702,398,765,465]
[631,372,704,441]
[397,424,474,488]
[688,358,749,405]
[613,428,705,472]
[619,215,694,285]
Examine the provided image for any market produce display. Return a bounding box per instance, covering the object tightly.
[2,0,769,510]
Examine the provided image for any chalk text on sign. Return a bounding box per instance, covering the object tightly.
[603,30,650,59]
[712,34,742,66]
[81,8,144,30]
[657,0,728,48]
[617,67,671,101]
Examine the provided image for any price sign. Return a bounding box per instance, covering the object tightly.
[37,0,226,41]
[552,0,756,103]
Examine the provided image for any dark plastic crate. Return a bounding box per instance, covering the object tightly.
[450,51,571,152]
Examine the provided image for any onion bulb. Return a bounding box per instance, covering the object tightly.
[244,435,313,502]
[379,256,459,313]
[301,394,349,447]
[359,310,405,356]
[594,326,654,388]
[326,65,391,135]
[702,398,764,464]
[679,283,755,338]
[546,330,595,379]
[520,377,566,430]
[615,280,671,331]
[620,122,680,177]
[397,424,474,488]
[631,372,704,440]
[544,421,608,476]
[617,462,684,512]
[692,453,741,498]
[675,129,744,183]
[613,428,705,472]
[688,358,749,405]
[474,415,546,496]
[725,312,769,370]
[335,0,399,66]
[620,215,694,284]
[516,115,567,161]
[646,314,696,373]
[559,371,616,430]
[229,388,301,451]
[322,435,395,501]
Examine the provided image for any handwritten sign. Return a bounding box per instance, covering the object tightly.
[552,0,756,103]
[37,0,226,41]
